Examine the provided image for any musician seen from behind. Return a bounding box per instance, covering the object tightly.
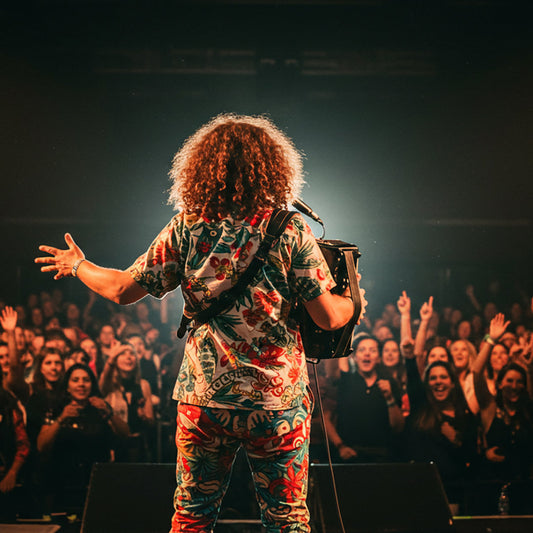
[35,113,365,533]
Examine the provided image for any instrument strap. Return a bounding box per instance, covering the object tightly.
[177,209,296,338]
[333,249,362,357]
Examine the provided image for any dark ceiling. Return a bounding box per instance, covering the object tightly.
[2,0,532,304]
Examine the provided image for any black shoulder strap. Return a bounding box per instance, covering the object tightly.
[176,209,295,338]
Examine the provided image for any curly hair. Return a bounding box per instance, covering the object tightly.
[168,114,304,220]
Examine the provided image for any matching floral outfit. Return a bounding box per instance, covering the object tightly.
[131,209,334,532]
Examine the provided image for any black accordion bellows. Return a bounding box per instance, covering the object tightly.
[299,239,362,360]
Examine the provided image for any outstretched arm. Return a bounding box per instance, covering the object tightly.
[0,307,29,399]
[397,290,412,342]
[473,313,510,409]
[414,296,433,376]
[35,233,147,305]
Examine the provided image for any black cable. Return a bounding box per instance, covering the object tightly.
[311,362,347,533]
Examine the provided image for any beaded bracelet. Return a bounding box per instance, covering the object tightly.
[483,334,496,346]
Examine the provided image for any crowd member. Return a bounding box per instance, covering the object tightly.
[29,307,44,336]
[43,329,71,356]
[35,113,361,533]
[79,336,101,376]
[26,349,66,444]
[99,343,154,461]
[1,307,31,403]
[0,378,30,521]
[457,320,473,342]
[97,324,118,363]
[449,339,479,414]
[0,341,9,384]
[401,337,478,510]
[472,314,533,481]
[125,333,160,399]
[381,338,406,393]
[36,363,128,513]
[133,301,155,334]
[63,302,84,334]
[0,278,531,519]
[64,348,91,371]
[324,334,404,462]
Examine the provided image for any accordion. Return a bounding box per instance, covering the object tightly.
[299,239,362,360]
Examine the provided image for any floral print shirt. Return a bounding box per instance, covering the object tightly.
[130,209,334,410]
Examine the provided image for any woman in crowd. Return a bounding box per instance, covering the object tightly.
[26,348,66,443]
[36,363,128,512]
[64,347,91,371]
[472,313,533,480]
[401,337,478,509]
[381,339,405,389]
[0,377,30,520]
[449,338,478,414]
[99,343,154,461]
[29,307,44,336]
[79,336,101,376]
[425,342,453,367]
[380,338,408,415]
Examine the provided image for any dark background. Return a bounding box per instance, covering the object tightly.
[2,0,532,313]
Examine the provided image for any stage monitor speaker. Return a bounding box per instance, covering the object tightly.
[82,454,261,533]
[309,462,454,533]
[82,463,175,533]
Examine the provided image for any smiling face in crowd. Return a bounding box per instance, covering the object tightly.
[499,369,525,405]
[116,346,138,375]
[427,365,454,403]
[427,346,449,366]
[354,338,380,376]
[382,339,400,367]
[450,340,470,371]
[40,352,64,386]
[67,367,93,402]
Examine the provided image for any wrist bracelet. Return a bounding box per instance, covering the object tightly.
[386,399,396,407]
[483,334,495,346]
[72,258,86,277]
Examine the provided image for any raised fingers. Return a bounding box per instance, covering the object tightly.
[38,245,60,256]
[35,255,58,265]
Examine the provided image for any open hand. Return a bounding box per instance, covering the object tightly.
[35,233,85,280]
[0,306,18,332]
[489,313,510,341]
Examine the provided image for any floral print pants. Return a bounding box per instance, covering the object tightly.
[170,395,312,533]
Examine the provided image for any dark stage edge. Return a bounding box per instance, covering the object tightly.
[7,515,533,533]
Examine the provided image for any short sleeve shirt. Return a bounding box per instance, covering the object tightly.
[130,209,335,410]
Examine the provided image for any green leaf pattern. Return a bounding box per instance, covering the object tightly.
[131,210,334,410]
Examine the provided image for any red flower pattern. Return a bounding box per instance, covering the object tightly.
[132,210,334,410]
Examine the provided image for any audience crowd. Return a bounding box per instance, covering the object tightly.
[1,281,533,519]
